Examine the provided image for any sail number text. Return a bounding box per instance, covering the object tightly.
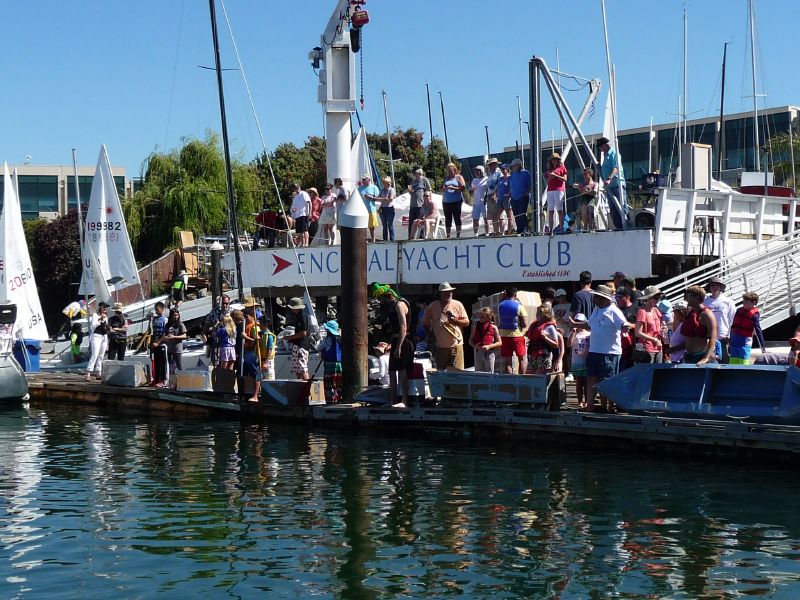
[9,268,33,291]
[87,221,122,232]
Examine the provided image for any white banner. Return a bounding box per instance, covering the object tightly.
[234,230,652,289]
[79,145,140,295]
[0,163,49,340]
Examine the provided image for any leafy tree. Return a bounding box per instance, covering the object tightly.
[128,132,261,263]
[770,132,800,193]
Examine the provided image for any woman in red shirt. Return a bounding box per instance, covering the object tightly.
[545,153,567,233]
[634,285,666,364]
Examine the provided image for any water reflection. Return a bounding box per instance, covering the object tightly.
[0,404,799,597]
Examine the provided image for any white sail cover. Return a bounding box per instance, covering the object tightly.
[0,163,49,340]
[79,145,140,295]
[350,127,372,186]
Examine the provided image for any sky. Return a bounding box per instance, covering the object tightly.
[1,0,797,176]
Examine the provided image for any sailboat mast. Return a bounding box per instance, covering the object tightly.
[439,91,450,159]
[71,149,92,334]
[682,7,688,145]
[208,0,244,301]
[717,42,728,179]
[749,0,760,171]
[381,91,396,186]
[516,95,525,168]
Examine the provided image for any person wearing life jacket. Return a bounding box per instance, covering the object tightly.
[321,320,343,404]
[171,269,189,306]
[728,291,766,364]
[241,308,261,402]
[682,285,718,365]
[257,314,277,381]
[525,304,560,375]
[498,287,528,374]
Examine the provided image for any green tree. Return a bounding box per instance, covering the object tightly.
[770,132,800,193]
[128,132,261,262]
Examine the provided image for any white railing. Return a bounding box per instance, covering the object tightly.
[657,229,800,330]
[653,187,798,258]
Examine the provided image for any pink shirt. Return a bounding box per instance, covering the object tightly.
[546,165,567,192]
[636,307,663,353]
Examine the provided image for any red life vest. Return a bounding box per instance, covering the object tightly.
[730,306,759,338]
[682,306,710,338]
[526,320,551,358]
[471,320,495,346]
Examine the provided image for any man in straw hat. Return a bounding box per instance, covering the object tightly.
[574,284,630,412]
[107,302,129,361]
[703,276,736,363]
[283,297,310,380]
[422,282,470,370]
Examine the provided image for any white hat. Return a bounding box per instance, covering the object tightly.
[573,313,588,322]
[438,282,456,292]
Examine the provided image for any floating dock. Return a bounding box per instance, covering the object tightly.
[26,372,800,463]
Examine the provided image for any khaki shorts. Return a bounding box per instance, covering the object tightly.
[435,345,464,370]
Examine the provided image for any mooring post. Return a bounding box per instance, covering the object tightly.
[339,189,369,402]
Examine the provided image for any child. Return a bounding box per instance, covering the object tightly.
[216,315,237,371]
[568,314,591,408]
[258,315,276,381]
[374,341,391,385]
[321,320,342,403]
[728,291,766,364]
[70,322,84,364]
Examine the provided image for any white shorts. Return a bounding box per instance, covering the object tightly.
[547,190,565,211]
[471,201,487,221]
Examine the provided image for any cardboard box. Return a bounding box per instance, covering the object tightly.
[102,360,148,387]
[175,368,213,392]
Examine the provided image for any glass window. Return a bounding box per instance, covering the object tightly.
[0,175,57,218]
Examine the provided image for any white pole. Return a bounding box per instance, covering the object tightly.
[749,0,760,171]
[382,90,395,186]
[72,149,92,341]
[791,113,797,191]
[517,95,525,168]
[649,116,654,172]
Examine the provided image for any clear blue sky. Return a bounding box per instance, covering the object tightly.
[1,0,796,175]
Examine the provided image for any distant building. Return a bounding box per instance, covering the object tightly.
[0,164,129,220]
[460,105,798,189]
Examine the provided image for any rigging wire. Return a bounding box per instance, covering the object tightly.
[163,0,187,151]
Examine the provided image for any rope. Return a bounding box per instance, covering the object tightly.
[359,40,365,110]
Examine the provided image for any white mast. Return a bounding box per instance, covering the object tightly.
[381,90,395,186]
[749,0,760,171]
[682,7,688,144]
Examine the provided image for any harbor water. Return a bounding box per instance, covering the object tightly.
[1,403,799,599]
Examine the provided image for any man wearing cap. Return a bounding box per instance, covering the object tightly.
[497,287,528,374]
[422,282,469,370]
[407,168,432,239]
[509,158,531,234]
[358,174,381,243]
[107,302,129,361]
[703,277,736,363]
[171,269,189,307]
[283,297,310,380]
[610,271,626,290]
[545,153,567,233]
[578,284,629,412]
[290,184,311,247]
[597,136,627,230]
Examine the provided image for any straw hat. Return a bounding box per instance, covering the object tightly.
[113,302,124,311]
[243,295,259,308]
[639,285,663,300]
[287,297,305,310]
[705,277,726,292]
[590,284,615,301]
[438,282,456,292]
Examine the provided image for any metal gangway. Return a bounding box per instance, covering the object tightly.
[658,228,800,330]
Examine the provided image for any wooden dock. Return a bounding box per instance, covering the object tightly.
[26,372,800,463]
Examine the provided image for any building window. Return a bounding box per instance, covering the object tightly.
[0,175,58,219]
[67,175,126,208]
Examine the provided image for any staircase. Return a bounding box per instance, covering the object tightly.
[657,229,800,330]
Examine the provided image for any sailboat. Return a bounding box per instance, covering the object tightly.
[0,163,49,399]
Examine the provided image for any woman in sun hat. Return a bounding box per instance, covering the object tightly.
[321,320,342,403]
[634,285,667,364]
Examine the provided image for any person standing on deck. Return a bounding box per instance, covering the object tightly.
[320,320,343,404]
[422,282,469,370]
[203,294,231,366]
[258,314,277,381]
[470,165,489,237]
[358,174,381,243]
[242,309,262,402]
[284,297,310,380]
[597,136,628,230]
[107,302,129,361]
[729,291,766,364]
[407,168,432,239]
[569,271,594,325]
[149,301,169,386]
[378,177,397,242]
[374,284,414,406]
[441,163,466,238]
[545,153,567,233]
[485,158,501,233]
[290,183,311,248]
[85,302,110,382]
[703,277,736,363]
[684,285,718,365]
[158,308,187,376]
[470,307,501,373]
[171,269,188,307]
[319,184,338,246]
[509,158,531,234]
[307,188,322,246]
[494,164,514,235]
[497,287,528,375]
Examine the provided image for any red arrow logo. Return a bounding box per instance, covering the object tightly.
[272,254,293,276]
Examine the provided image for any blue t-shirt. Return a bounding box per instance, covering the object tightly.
[509,169,531,199]
[358,183,380,213]
[496,176,511,202]
[601,147,626,189]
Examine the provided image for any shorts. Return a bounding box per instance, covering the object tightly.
[389,337,415,372]
[498,197,512,211]
[243,350,261,380]
[586,352,620,379]
[528,353,552,371]
[294,215,309,233]
[368,212,380,228]
[261,358,275,380]
[546,190,565,211]
[319,209,336,226]
[434,345,464,370]
[219,345,236,363]
[571,368,587,378]
[501,336,526,358]
[472,201,487,221]
[291,344,309,375]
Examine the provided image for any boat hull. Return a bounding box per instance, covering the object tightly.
[596,363,800,424]
[0,353,29,401]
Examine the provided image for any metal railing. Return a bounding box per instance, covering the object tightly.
[658,228,800,330]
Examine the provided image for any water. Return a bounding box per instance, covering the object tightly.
[1,404,799,599]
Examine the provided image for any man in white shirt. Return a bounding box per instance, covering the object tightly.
[703,277,736,363]
[290,183,311,247]
[579,284,629,413]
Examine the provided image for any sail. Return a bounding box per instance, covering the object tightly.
[79,145,140,295]
[85,241,113,307]
[350,127,372,186]
[0,163,49,340]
